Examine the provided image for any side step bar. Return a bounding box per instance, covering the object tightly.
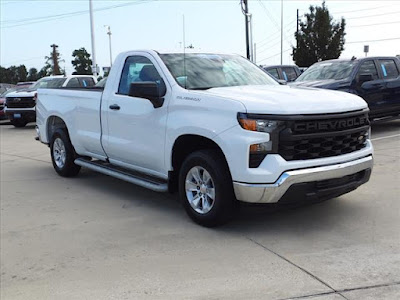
[74,158,168,192]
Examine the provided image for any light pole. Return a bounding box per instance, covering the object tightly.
[105,25,113,66]
[89,0,98,76]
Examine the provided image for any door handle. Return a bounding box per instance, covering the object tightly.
[109,104,120,110]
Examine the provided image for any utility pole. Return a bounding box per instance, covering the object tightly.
[296,9,299,49]
[280,0,283,65]
[50,44,61,75]
[243,0,250,60]
[89,0,98,76]
[105,25,112,66]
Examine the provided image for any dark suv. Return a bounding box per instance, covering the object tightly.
[292,57,400,121]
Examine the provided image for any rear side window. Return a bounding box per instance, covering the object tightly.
[282,67,298,82]
[357,61,379,80]
[266,68,279,79]
[378,59,399,79]
[65,78,80,87]
[79,77,95,87]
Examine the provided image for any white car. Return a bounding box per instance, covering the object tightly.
[36,50,373,226]
[5,75,96,127]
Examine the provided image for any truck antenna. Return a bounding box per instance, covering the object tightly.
[183,14,187,89]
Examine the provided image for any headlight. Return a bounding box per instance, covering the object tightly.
[238,115,283,133]
[237,113,285,168]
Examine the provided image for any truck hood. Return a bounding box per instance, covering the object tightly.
[204,85,366,114]
[5,90,36,98]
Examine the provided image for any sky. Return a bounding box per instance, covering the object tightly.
[1,0,400,75]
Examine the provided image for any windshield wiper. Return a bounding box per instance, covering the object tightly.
[188,87,214,90]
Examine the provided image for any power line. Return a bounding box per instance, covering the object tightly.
[256,0,293,47]
[352,21,400,28]
[331,5,388,15]
[1,0,156,29]
[347,37,400,44]
[346,10,400,20]
[258,48,291,63]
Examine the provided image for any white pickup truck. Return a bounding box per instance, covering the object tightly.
[36,50,373,226]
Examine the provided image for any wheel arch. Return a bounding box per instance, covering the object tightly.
[169,134,230,192]
[46,115,69,142]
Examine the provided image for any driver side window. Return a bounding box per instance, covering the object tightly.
[357,61,378,80]
[118,56,162,95]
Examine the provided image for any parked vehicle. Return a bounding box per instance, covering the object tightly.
[0,83,16,95]
[263,65,302,82]
[95,77,107,88]
[5,75,96,127]
[16,81,35,89]
[0,89,16,120]
[293,57,400,121]
[36,50,373,227]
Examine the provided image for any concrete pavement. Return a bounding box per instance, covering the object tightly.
[1,120,399,299]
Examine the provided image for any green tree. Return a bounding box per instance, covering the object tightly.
[0,65,27,84]
[292,1,346,67]
[27,68,40,81]
[71,47,93,75]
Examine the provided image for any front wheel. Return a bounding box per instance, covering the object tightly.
[50,129,81,177]
[179,150,236,227]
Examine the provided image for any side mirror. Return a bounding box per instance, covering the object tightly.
[358,74,373,84]
[128,80,166,108]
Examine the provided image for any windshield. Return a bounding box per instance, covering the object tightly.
[1,88,17,97]
[160,53,277,90]
[30,77,67,90]
[296,61,356,81]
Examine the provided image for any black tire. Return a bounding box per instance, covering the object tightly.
[10,119,27,127]
[50,129,81,177]
[179,149,236,227]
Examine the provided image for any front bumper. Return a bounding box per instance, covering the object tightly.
[5,108,36,121]
[233,155,373,203]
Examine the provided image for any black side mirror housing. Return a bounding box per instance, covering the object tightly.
[358,74,373,84]
[128,80,166,108]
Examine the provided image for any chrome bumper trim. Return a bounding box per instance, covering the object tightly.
[233,155,373,203]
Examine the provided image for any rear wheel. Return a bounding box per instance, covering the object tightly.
[179,150,236,227]
[10,119,27,127]
[50,129,81,177]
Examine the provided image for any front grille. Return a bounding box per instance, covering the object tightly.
[6,97,35,108]
[279,111,369,161]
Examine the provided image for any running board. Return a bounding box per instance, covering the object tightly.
[74,158,168,192]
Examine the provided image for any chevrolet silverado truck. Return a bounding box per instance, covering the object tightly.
[293,57,400,121]
[5,75,96,127]
[36,50,374,227]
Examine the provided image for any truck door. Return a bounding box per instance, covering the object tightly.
[353,60,384,118]
[376,58,400,117]
[101,55,169,178]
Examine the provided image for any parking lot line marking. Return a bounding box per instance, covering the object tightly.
[371,134,400,141]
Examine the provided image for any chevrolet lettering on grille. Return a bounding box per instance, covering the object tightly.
[294,116,368,132]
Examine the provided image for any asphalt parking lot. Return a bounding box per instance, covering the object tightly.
[1,120,399,300]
